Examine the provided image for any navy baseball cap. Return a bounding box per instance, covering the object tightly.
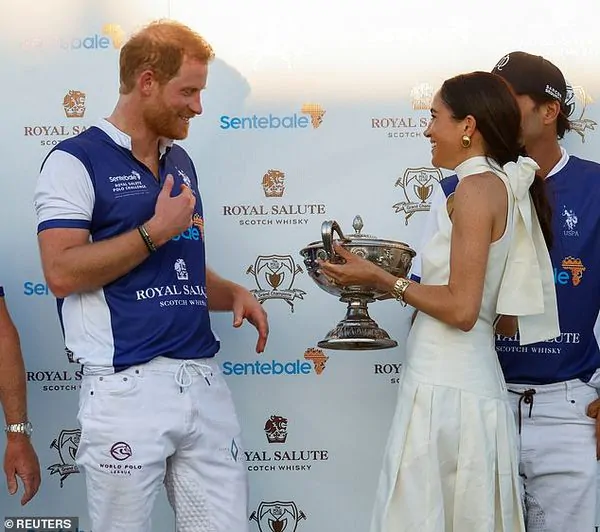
[492,51,567,106]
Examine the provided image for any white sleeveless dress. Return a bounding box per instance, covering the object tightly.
[369,156,560,532]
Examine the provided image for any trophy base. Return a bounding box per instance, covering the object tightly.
[317,337,397,351]
[317,314,398,351]
[316,292,399,351]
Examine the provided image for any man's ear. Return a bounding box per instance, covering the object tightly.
[137,70,157,96]
[543,100,561,125]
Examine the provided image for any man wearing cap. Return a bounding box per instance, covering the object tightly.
[0,286,41,505]
[491,51,600,532]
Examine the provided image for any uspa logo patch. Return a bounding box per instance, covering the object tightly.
[561,205,579,237]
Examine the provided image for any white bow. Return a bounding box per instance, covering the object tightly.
[496,156,560,345]
[503,156,538,200]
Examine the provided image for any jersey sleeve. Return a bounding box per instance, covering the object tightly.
[409,184,445,283]
[34,149,95,233]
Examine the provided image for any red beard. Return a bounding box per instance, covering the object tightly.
[144,100,189,141]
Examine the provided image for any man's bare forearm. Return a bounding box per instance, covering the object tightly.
[0,302,27,425]
[40,226,161,298]
[206,268,241,311]
[39,176,197,298]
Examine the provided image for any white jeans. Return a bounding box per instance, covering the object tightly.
[75,357,248,532]
[507,379,598,532]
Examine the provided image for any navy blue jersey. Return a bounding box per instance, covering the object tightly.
[34,121,219,372]
[496,154,600,384]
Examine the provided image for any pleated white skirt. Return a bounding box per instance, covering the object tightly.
[370,316,525,532]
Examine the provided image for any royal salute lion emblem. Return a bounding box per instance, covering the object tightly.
[264,415,288,443]
[262,169,286,198]
[62,90,86,118]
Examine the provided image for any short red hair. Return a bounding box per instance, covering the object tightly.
[119,19,214,94]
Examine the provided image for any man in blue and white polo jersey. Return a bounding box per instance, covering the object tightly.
[33,20,268,532]
[492,52,600,532]
[412,52,600,532]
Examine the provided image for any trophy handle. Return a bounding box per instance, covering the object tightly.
[321,220,347,261]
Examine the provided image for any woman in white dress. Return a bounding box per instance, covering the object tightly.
[319,72,559,532]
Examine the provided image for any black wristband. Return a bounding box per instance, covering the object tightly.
[138,224,157,253]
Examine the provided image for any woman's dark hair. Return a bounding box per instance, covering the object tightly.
[440,71,553,248]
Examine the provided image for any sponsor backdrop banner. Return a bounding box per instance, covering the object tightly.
[1,0,599,530]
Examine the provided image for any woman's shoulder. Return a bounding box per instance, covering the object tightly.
[455,170,505,200]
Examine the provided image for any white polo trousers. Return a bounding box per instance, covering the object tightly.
[75,357,248,532]
[507,379,598,532]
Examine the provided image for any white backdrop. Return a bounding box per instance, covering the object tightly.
[0,1,599,530]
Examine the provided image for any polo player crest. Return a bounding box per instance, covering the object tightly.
[249,501,307,532]
[48,429,81,487]
[246,255,306,312]
[393,167,443,224]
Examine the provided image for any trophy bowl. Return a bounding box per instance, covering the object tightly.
[299,215,416,350]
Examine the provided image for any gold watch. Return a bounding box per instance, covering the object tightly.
[391,277,411,305]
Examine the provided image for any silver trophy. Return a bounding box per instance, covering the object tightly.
[300,215,416,350]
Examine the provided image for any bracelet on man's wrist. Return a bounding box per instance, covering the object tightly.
[138,224,157,253]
